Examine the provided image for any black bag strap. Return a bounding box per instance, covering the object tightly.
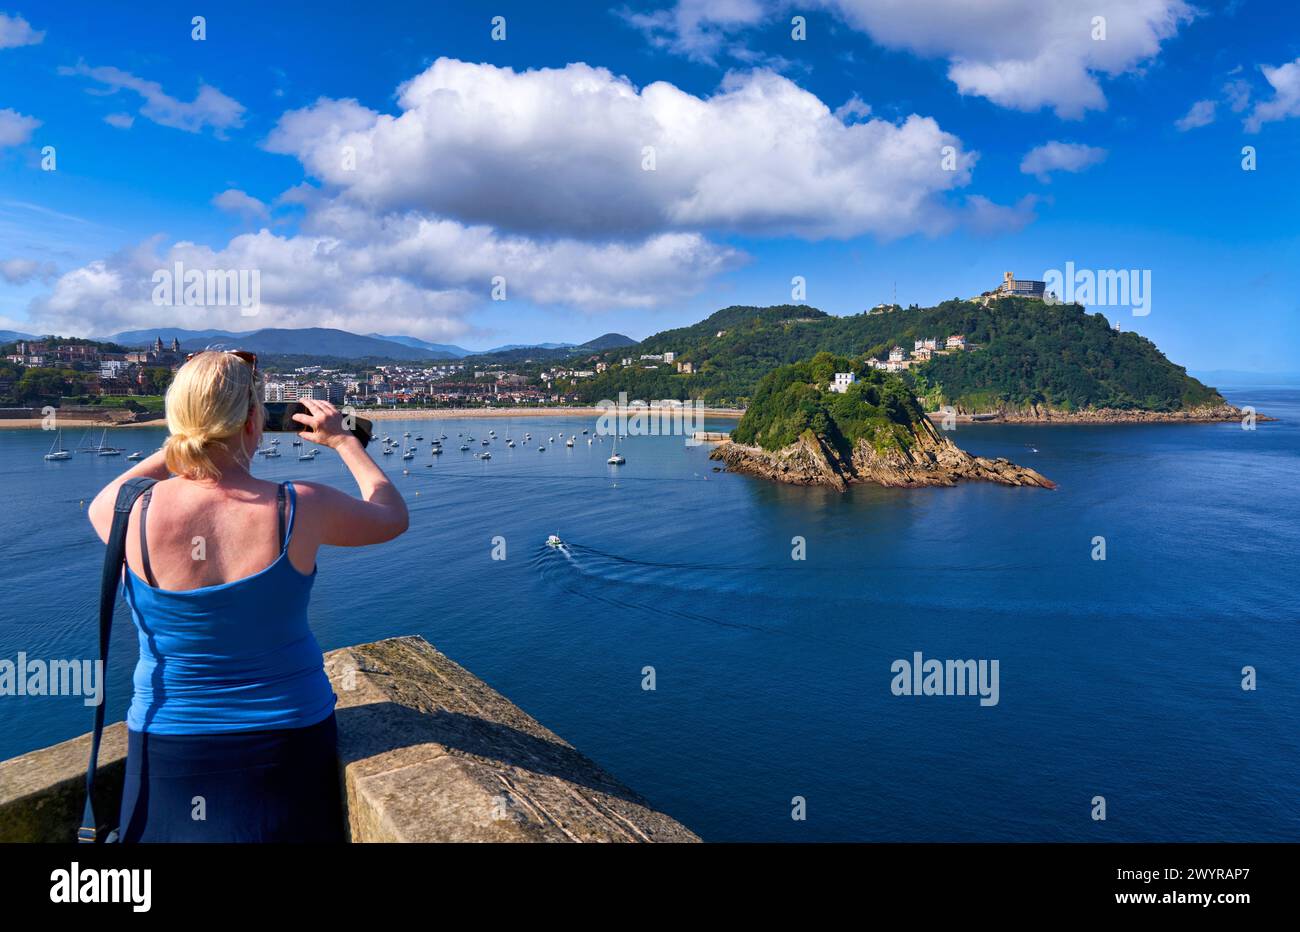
[79,476,158,844]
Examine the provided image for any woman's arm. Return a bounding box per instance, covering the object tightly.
[292,399,409,546]
[86,450,170,544]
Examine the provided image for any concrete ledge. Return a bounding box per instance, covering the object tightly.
[0,636,699,843]
[0,723,127,843]
[328,636,699,842]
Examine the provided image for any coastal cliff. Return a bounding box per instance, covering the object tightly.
[711,420,1054,491]
[713,353,1054,492]
[934,401,1255,424]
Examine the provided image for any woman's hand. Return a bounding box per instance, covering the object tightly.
[292,398,354,450]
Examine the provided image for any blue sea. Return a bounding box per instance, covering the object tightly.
[1,389,1297,841]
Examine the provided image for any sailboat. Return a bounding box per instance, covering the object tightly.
[43,431,71,461]
[126,451,145,461]
[607,435,625,465]
[565,436,574,447]
[97,426,121,456]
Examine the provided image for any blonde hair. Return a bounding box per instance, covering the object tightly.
[163,351,263,480]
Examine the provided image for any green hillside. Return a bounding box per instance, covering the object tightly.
[731,352,926,457]
[568,298,1222,412]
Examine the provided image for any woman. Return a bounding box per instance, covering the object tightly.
[88,350,408,842]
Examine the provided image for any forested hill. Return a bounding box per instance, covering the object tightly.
[569,298,1223,412]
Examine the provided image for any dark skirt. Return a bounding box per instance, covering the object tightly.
[118,713,346,843]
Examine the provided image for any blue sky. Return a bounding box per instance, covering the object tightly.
[0,0,1297,369]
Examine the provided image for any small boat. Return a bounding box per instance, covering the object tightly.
[291,440,302,446]
[608,436,625,465]
[269,438,280,445]
[546,534,564,548]
[402,450,415,460]
[431,446,443,455]
[581,429,588,434]
[98,446,121,457]
[459,444,470,451]
[382,447,394,455]
[538,446,545,452]
[403,431,411,437]
[481,439,490,446]
[507,440,515,448]
[439,434,447,440]
[548,436,554,443]
[299,450,318,461]
[415,435,423,441]
[127,451,145,461]
[587,438,593,445]
[481,452,491,460]
[44,431,72,461]
[264,449,281,458]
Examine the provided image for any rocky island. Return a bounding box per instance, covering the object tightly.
[710,353,1055,492]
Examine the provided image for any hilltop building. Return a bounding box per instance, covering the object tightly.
[829,371,857,393]
[995,271,1046,299]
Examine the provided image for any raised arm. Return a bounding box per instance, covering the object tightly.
[292,399,409,546]
[87,449,171,544]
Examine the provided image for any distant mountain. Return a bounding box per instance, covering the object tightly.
[104,327,458,361]
[483,342,576,353]
[365,334,474,357]
[577,333,636,351]
[109,327,253,345]
[0,330,36,342]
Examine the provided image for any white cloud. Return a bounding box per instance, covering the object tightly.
[58,61,245,136]
[0,257,56,284]
[27,58,1022,338]
[833,94,871,122]
[0,108,40,147]
[212,188,270,221]
[103,112,134,130]
[0,12,43,49]
[626,0,1197,118]
[1019,141,1107,182]
[1175,98,1216,131]
[266,59,976,241]
[1245,57,1300,133]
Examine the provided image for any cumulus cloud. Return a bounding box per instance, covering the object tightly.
[625,0,1196,119]
[212,188,270,221]
[103,112,134,130]
[27,58,1014,337]
[1245,57,1300,133]
[0,257,57,284]
[58,61,245,136]
[266,59,976,241]
[1175,99,1216,131]
[0,12,43,49]
[0,108,40,147]
[1019,141,1107,182]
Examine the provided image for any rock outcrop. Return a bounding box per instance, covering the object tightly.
[945,402,1263,424]
[711,414,1055,492]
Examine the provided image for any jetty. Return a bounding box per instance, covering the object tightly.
[0,636,699,843]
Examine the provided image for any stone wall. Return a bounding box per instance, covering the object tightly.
[0,636,699,843]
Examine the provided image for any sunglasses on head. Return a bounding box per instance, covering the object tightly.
[186,349,258,376]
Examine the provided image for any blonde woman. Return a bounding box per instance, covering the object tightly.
[88,350,408,842]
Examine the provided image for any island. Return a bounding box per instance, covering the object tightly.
[709,353,1055,492]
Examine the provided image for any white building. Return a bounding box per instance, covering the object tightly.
[888,346,906,362]
[829,372,858,393]
[946,334,966,350]
[663,351,675,363]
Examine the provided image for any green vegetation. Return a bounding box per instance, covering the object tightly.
[570,299,1223,411]
[731,352,928,456]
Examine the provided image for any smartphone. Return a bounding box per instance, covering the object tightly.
[262,401,373,448]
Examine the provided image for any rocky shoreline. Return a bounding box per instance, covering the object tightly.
[710,415,1056,492]
[927,402,1268,425]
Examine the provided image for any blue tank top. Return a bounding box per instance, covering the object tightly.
[122,480,337,734]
